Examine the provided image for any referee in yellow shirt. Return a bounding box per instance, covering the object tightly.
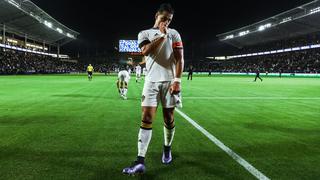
[87,64,94,81]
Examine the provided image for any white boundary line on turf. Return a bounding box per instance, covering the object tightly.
[183,97,320,100]
[175,108,270,180]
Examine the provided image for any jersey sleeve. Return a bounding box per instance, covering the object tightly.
[138,31,150,49]
[172,30,183,49]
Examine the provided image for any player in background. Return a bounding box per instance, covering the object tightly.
[187,65,193,80]
[117,69,130,100]
[254,68,263,82]
[135,64,142,83]
[128,66,132,75]
[142,67,147,79]
[123,3,184,175]
[208,67,212,76]
[87,64,94,81]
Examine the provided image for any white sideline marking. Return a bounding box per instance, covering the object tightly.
[184,96,320,100]
[175,108,270,180]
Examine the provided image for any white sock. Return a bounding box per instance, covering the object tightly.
[164,127,175,147]
[123,88,128,96]
[138,128,152,157]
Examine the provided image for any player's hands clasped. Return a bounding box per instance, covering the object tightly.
[170,82,181,95]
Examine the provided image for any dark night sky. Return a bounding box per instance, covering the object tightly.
[31,0,311,59]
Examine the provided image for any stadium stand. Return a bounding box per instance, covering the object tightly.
[193,0,320,75]
[0,48,80,74]
[0,0,80,75]
[217,0,320,48]
[192,48,320,74]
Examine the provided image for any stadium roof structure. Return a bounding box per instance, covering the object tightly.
[217,0,320,48]
[0,0,79,46]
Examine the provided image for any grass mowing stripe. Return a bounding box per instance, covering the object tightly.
[175,108,270,180]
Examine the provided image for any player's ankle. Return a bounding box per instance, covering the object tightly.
[164,145,171,152]
[136,156,145,164]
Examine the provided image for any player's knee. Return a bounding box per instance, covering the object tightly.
[141,113,154,129]
[142,112,153,123]
[163,109,174,123]
[141,108,156,129]
[164,119,175,129]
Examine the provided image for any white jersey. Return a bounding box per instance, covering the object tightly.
[135,65,142,75]
[138,28,183,82]
[118,70,130,82]
[143,67,147,76]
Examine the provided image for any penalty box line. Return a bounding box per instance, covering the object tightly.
[175,108,270,180]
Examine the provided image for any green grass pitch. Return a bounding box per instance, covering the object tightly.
[0,74,319,179]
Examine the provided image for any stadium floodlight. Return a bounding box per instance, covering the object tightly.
[310,7,320,14]
[215,56,226,60]
[225,34,234,40]
[258,23,272,31]
[56,28,63,34]
[44,20,53,28]
[280,17,292,24]
[26,43,47,50]
[228,56,237,59]
[1,42,69,58]
[301,46,310,50]
[284,48,292,52]
[7,38,18,44]
[239,30,250,37]
[67,33,75,39]
[311,44,320,48]
[277,50,284,53]
[292,47,300,51]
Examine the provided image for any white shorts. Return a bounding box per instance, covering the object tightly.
[141,81,182,108]
[118,73,130,83]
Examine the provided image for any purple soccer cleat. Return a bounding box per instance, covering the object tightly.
[162,146,172,164]
[122,161,146,176]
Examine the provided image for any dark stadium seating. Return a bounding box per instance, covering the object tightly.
[0,48,80,75]
[189,48,320,74]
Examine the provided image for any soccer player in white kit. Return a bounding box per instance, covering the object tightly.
[142,67,147,77]
[123,3,184,175]
[117,69,130,100]
[135,64,142,83]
